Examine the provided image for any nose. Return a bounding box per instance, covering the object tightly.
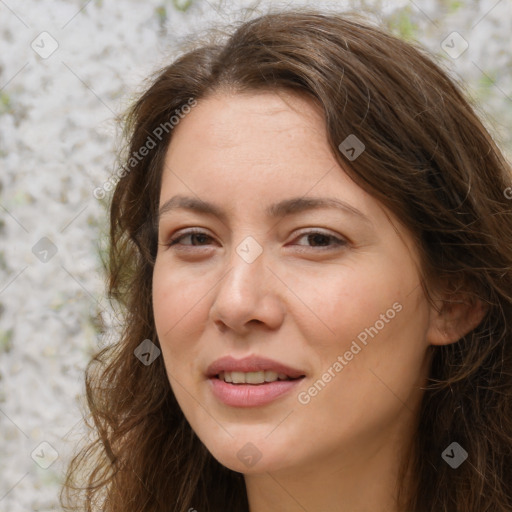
[209,243,285,335]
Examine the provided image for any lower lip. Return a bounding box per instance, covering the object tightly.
[208,377,304,407]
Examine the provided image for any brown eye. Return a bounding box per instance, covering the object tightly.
[293,230,347,249]
[167,229,214,247]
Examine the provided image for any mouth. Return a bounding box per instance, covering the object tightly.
[205,355,306,407]
[215,370,304,384]
[206,355,306,381]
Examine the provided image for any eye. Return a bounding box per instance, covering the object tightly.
[163,228,347,251]
[292,230,347,250]
[165,229,215,248]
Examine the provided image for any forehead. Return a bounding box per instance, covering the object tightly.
[165,90,326,161]
[160,90,345,194]
[159,91,389,229]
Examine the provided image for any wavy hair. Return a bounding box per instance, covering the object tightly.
[61,7,512,512]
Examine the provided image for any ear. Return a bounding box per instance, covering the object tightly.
[426,291,488,346]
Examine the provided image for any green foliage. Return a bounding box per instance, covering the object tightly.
[447,0,464,13]
[172,0,194,11]
[474,70,496,101]
[387,7,418,41]
[0,91,12,115]
[156,0,194,26]
[155,5,167,23]
[0,250,7,271]
[0,328,13,353]
[157,0,194,18]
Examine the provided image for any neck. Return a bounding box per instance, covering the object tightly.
[244,412,416,512]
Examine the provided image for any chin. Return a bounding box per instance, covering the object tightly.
[201,434,298,475]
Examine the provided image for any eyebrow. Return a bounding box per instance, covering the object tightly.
[158,194,372,225]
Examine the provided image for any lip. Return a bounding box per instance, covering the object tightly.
[209,378,304,407]
[206,355,306,379]
[206,355,306,408]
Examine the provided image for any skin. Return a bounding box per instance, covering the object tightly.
[152,90,485,512]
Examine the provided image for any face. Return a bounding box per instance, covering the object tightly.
[152,90,435,475]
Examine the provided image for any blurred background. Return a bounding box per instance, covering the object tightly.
[1,0,511,510]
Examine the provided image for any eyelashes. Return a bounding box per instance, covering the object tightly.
[165,228,347,251]
[167,229,212,247]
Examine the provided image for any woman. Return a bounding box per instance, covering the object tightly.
[62,8,512,512]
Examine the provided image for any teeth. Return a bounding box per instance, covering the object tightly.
[232,371,249,384]
[246,371,264,384]
[218,370,290,384]
[265,370,279,382]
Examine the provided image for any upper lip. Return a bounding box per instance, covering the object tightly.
[206,355,306,379]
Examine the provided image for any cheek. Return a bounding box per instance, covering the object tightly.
[283,261,401,352]
[152,263,212,370]
[314,275,429,406]
[290,254,428,377]
[153,262,211,331]
[294,287,429,445]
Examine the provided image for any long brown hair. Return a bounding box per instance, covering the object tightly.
[61,8,512,512]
